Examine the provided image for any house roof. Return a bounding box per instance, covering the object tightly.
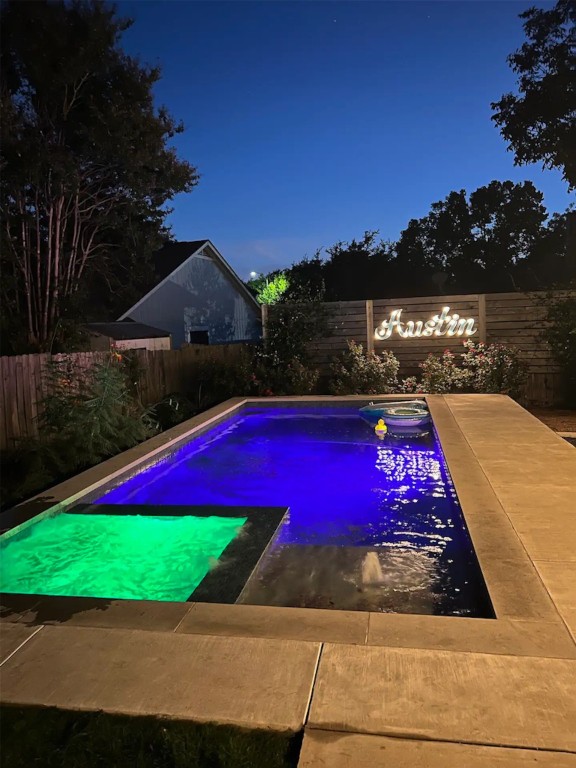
[153,240,209,282]
[118,239,260,320]
[85,321,171,340]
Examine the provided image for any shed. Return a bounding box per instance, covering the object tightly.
[85,321,172,351]
[117,240,261,348]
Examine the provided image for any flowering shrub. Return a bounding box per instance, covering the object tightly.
[461,340,528,399]
[329,341,399,395]
[392,342,527,398]
[419,349,473,394]
[397,376,424,394]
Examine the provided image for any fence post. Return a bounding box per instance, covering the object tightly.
[365,300,374,355]
[477,294,487,343]
[261,304,268,339]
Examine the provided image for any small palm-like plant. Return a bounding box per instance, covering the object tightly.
[39,354,155,473]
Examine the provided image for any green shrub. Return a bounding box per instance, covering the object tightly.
[399,342,527,398]
[541,294,576,406]
[265,301,331,364]
[419,349,473,394]
[0,440,54,510]
[329,341,399,395]
[246,298,329,397]
[39,354,155,474]
[249,355,319,396]
[186,351,255,410]
[461,340,528,399]
[397,375,424,394]
[150,393,195,430]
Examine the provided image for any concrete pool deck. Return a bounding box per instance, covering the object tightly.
[1,394,576,766]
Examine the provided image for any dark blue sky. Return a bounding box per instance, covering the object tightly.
[119,0,572,279]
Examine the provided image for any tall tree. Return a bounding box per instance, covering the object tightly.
[323,231,393,300]
[0,0,198,351]
[393,181,551,294]
[491,0,576,190]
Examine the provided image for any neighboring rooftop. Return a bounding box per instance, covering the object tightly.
[85,321,171,340]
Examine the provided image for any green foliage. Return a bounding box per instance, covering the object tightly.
[39,354,155,474]
[248,273,290,305]
[150,394,196,430]
[265,302,331,363]
[282,253,326,302]
[329,341,399,395]
[0,0,198,350]
[418,350,472,394]
[541,294,576,405]
[404,342,528,398]
[323,231,393,301]
[185,351,255,410]
[1,706,298,768]
[0,440,55,511]
[491,0,576,189]
[248,186,571,303]
[250,356,320,396]
[461,340,528,399]
[396,376,424,395]
[394,181,555,294]
[251,299,331,395]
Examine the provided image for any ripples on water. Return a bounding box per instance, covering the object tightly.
[0,514,246,601]
[94,408,493,617]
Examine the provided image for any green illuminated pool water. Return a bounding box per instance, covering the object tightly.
[0,513,247,602]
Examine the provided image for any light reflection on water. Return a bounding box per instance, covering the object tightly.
[95,407,493,617]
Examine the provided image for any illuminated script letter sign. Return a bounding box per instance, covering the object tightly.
[375,306,477,340]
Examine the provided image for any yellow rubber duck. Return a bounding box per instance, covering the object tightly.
[374,418,387,439]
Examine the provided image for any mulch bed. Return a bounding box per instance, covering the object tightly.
[528,408,576,433]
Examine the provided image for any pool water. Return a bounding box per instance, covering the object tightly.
[0,513,246,601]
[92,406,493,617]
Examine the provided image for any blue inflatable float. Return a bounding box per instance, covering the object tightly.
[359,399,431,433]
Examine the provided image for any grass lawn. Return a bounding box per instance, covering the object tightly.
[1,706,301,768]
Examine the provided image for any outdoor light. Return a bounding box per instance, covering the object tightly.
[375,306,477,340]
[249,271,258,279]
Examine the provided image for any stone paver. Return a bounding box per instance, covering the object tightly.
[367,613,576,658]
[1,594,192,631]
[308,643,576,751]
[32,596,193,631]
[534,561,576,642]
[506,514,576,563]
[0,593,43,624]
[474,556,560,622]
[298,730,576,767]
[0,625,320,731]
[2,394,575,756]
[177,602,369,645]
[0,623,43,664]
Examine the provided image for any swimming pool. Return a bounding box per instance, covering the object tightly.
[0,404,493,616]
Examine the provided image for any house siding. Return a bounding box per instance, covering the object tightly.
[124,252,261,348]
[87,333,171,352]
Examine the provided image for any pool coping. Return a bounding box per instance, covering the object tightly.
[1,394,575,661]
[0,395,576,754]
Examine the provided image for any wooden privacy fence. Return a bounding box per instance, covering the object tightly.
[0,343,247,451]
[267,290,574,407]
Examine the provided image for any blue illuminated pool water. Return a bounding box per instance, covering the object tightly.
[94,406,493,617]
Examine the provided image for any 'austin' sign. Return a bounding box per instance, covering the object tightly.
[375,306,477,340]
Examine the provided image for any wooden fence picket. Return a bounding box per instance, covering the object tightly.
[0,343,250,450]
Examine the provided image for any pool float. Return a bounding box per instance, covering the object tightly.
[360,399,431,432]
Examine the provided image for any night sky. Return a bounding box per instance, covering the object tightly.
[118,0,572,279]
